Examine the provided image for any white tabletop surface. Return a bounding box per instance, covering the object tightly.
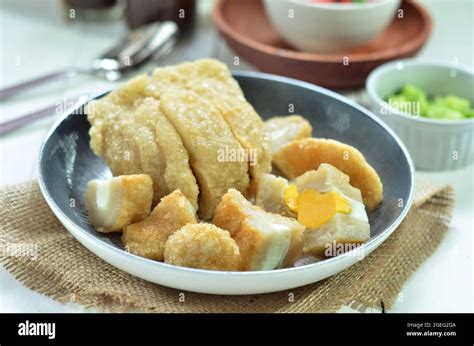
[0,0,472,313]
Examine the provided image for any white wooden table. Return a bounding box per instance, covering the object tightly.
[0,0,472,312]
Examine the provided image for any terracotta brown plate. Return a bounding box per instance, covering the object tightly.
[213,0,432,89]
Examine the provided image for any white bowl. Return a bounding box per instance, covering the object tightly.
[366,59,474,171]
[263,0,400,54]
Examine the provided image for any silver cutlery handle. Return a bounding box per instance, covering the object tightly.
[0,104,58,135]
[0,69,78,101]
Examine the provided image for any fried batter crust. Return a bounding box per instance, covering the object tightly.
[273,138,383,210]
[85,174,153,233]
[213,189,304,271]
[255,173,295,217]
[160,91,249,219]
[264,115,313,153]
[87,76,199,208]
[164,223,241,271]
[148,59,271,196]
[122,190,197,260]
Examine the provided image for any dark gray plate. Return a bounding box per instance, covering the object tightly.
[38,71,415,294]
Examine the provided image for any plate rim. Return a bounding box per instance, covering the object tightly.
[37,70,416,279]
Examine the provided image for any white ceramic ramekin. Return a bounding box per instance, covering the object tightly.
[263,0,400,53]
[366,59,474,171]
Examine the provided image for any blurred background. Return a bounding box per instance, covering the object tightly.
[0,1,472,156]
[0,0,472,145]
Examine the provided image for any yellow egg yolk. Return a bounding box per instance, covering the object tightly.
[284,185,352,229]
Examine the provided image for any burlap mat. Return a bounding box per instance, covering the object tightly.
[0,180,453,313]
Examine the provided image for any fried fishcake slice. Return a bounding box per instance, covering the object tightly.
[294,164,370,256]
[148,59,272,195]
[88,99,140,176]
[164,224,241,271]
[160,90,249,219]
[87,76,199,207]
[295,163,363,202]
[255,173,295,217]
[122,190,197,260]
[87,74,150,157]
[273,138,383,210]
[125,119,166,203]
[133,98,199,209]
[213,189,304,271]
[214,96,272,195]
[85,174,153,233]
[302,214,370,257]
[104,73,150,107]
[146,59,246,102]
[87,74,155,186]
[264,115,313,153]
[103,121,140,176]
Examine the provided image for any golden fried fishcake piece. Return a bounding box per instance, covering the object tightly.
[87,74,150,157]
[295,163,363,202]
[264,115,313,153]
[125,119,167,204]
[133,98,199,209]
[255,173,295,217]
[294,164,370,256]
[87,75,199,207]
[147,59,245,98]
[213,189,304,271]
[273,138,383,211]
[122,190,198,260]
[87,74,154,186]
[88,99,141,176]
[103,121,141,176]
[85,174,153,233]
[214,96,272,196]
[303,214,370,257]
[160,90,249,219]
[148,59,272,196]
[164,224,241,271]
[87,99,118,166]
[108,73,150,106]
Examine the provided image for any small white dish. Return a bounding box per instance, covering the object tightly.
[366,59,474,171]
[263,0,400,53]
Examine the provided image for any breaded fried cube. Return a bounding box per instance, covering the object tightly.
[264,115,313,153]
[122,190,198,260]
[85,174,153,233]
[273,138,383,211]
[164,224,241,271]
[255,173,295,217]
[213,189,305,271]
[294,164,370,256]
[301,214,370,257]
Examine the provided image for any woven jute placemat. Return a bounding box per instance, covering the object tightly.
[0,179,453,313]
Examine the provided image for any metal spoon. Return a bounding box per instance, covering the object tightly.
[0,21,178,101]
